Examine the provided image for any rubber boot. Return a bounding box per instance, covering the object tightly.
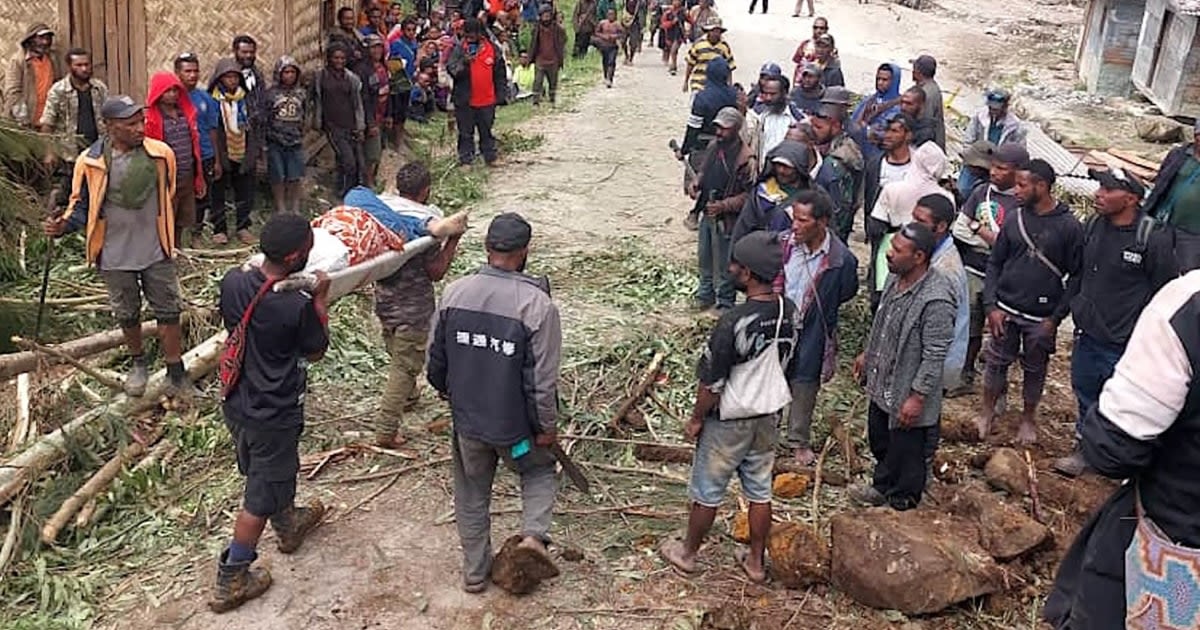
[208,548,272,613]
[124,357,149,397]
[1052,445,1091,478]
[271,500,328,554]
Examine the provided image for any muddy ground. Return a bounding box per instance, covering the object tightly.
[99,1,1132,628]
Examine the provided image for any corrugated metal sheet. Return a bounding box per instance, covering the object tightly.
[1167,0,1200,15]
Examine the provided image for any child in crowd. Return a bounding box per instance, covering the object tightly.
[264,56,308,215]
[409,70,437,122]
[512,50,536,100]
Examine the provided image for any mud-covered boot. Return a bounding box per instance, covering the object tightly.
[124,356,149,397]
[1052,445,1091,478]
[208,548,272,613]
[271,500,328,554]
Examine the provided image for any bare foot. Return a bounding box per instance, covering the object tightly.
[793,447,815,466]
[1016,420,1038,445]
[974,414,993,441]
[375,433,409,450]
[428,211,469,238]
[734,547,767,584]
[659,538,697,574]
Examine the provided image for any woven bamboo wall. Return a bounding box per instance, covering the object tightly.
[142,0,332,85]
[0,1,61,63]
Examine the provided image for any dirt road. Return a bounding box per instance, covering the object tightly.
[113,4,1092,628]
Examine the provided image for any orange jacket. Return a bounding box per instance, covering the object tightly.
[60,137,178,265]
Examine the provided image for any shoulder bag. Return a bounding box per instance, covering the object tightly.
[718,296,793,420]
[1016,208,1065,282]
[218,276,278,400]
[1124,484,1200,629]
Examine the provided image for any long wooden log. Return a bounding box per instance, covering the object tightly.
[78,439,177,529]
[0,239,437,506]
[0,307,216,382]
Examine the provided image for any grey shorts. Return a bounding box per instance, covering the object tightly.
[967,273,985,337]
[100,258,182,326]
[689,414,777,507]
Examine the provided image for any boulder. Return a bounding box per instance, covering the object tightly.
[984,448,1029,496]
[772,472,810,498]
[831,509,1004,614]
[769,522,829,588]
[491,535,560,595]
[947,486,1051,561]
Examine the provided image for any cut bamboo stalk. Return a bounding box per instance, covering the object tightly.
[609,351,666,431]
[12,337,124,392]
[78,440,176,529]
[0,239,437,507]
[42,428,164,544]
[9,374,31,452]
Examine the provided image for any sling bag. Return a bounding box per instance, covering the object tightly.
[218,277,277,400]
[1124,484,1200,628]
[718,296,792,419]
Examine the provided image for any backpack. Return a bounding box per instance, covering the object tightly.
[1084,214,1156,265]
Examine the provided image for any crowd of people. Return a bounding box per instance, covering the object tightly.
[12,1,1200,626]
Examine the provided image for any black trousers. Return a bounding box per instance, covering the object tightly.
[327,127,364,199]
[573,29,593,57]
[867,401,931,510]
[209,159,254,234]
[454,105,497,165]
[748,0,768,12]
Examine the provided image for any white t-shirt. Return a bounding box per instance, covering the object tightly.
[879,159,911,191]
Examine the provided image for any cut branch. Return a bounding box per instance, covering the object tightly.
[609,351,666,431]
[41,428,164,544]
[1024,450,1043,524]
[12,337,124,392]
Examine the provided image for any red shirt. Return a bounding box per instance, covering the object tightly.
[468,39,497,108]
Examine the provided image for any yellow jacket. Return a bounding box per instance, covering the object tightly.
[60,137,177,265]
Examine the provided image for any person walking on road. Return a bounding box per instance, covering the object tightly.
[530,5,567,105]
[682,18,734,93]
[595,8,624,87]
[658,0,686,74]
[573,0,600,58]
[427,213,563,594]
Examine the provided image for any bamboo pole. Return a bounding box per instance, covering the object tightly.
[609,351,666,431]
[12,337,124,392]
[0,239,437,507]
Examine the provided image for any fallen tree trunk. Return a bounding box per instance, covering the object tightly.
[0,307,216,382]
[0,239,437,507]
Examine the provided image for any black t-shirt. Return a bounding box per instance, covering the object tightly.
[76,88,99,146]
[697,296,801,401]
[219,268,330,428]
[1071,215,1179,346]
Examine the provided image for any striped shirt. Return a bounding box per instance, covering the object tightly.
[685,40,735,92]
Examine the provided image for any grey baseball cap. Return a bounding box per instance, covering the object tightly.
[100,95,144,120]
[485,213,532,252]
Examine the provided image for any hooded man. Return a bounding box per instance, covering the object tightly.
[1144,119,1200,272]
[209,58,259,245]
[682,18,735,93]
[810,101,864,243]
[899,86,936,148]
[688,106,755,312]
[4,23,63,127]
[849,63,902,165]
[145,71,207,246]
[731,140,814,244]
[679,56,737,226]
[265,56,309,214]
[867,141,953,312]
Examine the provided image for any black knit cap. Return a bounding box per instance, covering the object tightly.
[486,212,532,252]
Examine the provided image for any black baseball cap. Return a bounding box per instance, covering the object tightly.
[1089,167,1146,198]
[485,213,532,252]
[100,95,144,120]
[732,231,784,280]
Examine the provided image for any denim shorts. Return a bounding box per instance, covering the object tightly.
[267,144,305,183]
[688,414,777,507]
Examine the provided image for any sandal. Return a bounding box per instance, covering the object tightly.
[734,547,768,584]
[658,538,697,575]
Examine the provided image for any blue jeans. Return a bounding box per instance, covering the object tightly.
[696,215,734,308]
[1070,332,1124,435]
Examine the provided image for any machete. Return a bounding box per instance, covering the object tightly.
[549,442,590,493]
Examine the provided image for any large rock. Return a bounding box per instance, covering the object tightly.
[768,522,829,588]
[949,487,1051,561]
[984,448,1029,496]
[772,472,810,498]
[831,509,1004,614]
[491,535,560,595]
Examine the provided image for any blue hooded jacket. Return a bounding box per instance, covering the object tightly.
[850,63,902,164]
[682,57,737,154]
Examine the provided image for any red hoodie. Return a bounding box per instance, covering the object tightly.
[144,71,205,194]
